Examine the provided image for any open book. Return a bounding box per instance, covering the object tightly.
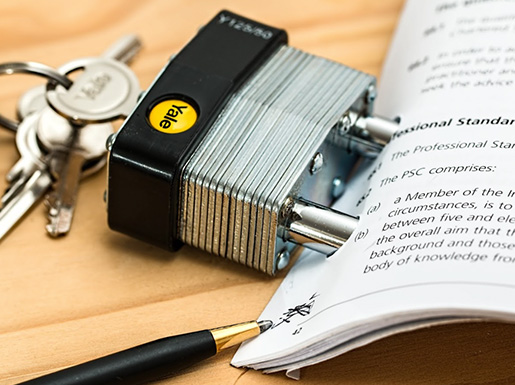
[232,0,515,377]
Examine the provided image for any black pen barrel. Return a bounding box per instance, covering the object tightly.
[19,330,217,385]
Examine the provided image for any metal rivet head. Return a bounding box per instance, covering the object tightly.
[367,85,377,103]
[332,177,345,199]
[337,114,352,136]
[106,133,117,151]
[280,197,295,221]
[310,152,324,175]
[276,249,291,270]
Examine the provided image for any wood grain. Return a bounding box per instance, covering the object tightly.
[1,1,515,384]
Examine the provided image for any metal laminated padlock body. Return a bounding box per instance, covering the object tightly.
[107,11,395,274]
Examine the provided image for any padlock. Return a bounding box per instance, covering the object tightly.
[106,10,397,274]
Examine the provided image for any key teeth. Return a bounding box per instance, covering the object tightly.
[46,211,73,237]
[45,213,66,238]
[44,193,73,237]
[46,222,69,238]
[45,222,59,237]
[44,193,60,237]
[44,192,58,212]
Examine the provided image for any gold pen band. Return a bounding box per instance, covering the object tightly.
[210,321,261,352]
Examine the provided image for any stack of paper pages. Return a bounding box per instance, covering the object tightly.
[232,0,515,376]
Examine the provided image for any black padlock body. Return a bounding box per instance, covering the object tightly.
[108,11,287,250]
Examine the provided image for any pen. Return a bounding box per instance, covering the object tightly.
[19,320,273,385]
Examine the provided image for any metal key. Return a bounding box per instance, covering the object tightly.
[0,106,110,240]
[41,35,142,235]
[46,35,141,125]
[36,107,113,236]
[0,36,141,240]
[0,113,52,240]
[2,110,47,208]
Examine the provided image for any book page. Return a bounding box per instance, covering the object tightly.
[233,0,515,371]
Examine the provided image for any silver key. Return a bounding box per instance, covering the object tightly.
[2,111,47,208]
[0,36,141,240]
[0,113,52,240]
[46,35,141,125]
[36,107,113,236]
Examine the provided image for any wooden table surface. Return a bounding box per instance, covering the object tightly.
[1,1,515,384]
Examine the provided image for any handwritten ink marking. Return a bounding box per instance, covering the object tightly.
[272,292,320,330]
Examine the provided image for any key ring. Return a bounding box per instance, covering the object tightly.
[0,61,73,133]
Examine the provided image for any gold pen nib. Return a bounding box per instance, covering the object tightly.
[210,320,273,352]
[258,320,273,333]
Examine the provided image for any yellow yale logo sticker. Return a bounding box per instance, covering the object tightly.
[148,99,197,134]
